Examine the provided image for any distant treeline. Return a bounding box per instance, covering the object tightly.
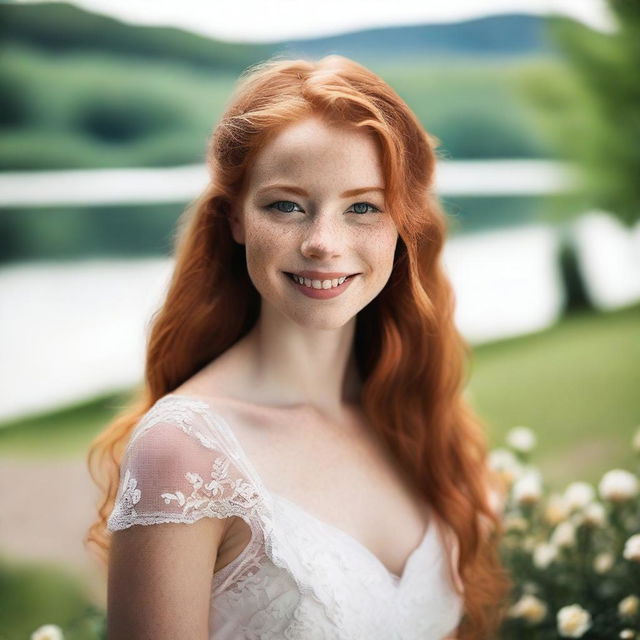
[0,2,568,262]
[0,2,272,72]
[0,1,563,170]
[0,41,557,171]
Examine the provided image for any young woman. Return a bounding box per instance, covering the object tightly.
[86,54,513,639]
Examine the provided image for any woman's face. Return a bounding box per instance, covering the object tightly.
[230,115,399,330]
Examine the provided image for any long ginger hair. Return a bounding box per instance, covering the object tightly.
[86,54,513,639]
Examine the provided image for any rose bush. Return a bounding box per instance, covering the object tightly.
[497,425,640,639]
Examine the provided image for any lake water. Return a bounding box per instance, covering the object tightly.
[1,213,638,422]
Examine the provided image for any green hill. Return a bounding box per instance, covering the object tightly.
[0,1,272,72]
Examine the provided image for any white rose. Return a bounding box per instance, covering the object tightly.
[599,469,639,502]
[31,625,64,640]
[508,593,548,623]
[623,533,640,562]
[582,502,606,527]
[593,551,614,574]
[564,482,596,510]
[618,594,640,618]
[544,493,570,526]
[506,426,537,453]
[632,426,640,454]
[619,629,635,639]
[533,542,558,569]
[489,448,524,485]
[513,472,543,506]
[551,521,577,548]
[557,604,592,638]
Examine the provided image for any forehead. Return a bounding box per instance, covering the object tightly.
[247,116,384,189]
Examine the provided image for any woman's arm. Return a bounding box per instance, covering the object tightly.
[107,515,227,639]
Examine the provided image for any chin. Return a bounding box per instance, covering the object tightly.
[288,308,358,331]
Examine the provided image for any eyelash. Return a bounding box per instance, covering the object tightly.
[266,200,381,215]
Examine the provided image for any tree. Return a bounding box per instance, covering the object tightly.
[519,1,640,227]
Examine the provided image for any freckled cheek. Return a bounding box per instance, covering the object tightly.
[246,214,281,240]
[361,228,398,275]
[244,222,292,276]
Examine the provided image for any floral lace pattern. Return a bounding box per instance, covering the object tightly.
[118,468,141,515]
[106,395,464,639]
[159,455,261,516]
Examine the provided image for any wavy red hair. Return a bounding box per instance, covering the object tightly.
[86,54,513,638]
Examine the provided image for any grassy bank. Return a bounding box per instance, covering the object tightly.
[468,301,640,490]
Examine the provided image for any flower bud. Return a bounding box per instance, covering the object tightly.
[564,482,595,511]
[593,551,614,574]
[557,604,592,638]
[623,534,640,562]
[506,426,537,453]
[551,521,576,549]
[582,502,606,527]
[544,493,570,526]
[488,448,523,486]
[30,625,64,640]
[599,469,638,502]
[533,542,558,569]
[618,595,640,618]
[513,472,543,506]
[508,593,548,623]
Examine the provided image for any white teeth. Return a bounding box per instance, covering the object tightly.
[291,274,350,289]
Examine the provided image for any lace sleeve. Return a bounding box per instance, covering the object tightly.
[106,402,262,532]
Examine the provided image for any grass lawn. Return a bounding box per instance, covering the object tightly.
[0,302,638,493]
[467,301,640,491]
[0,554,103,640]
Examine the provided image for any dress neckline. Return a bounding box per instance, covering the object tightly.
[161,393,435,587]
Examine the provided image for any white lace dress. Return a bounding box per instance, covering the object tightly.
[107,394,465,639]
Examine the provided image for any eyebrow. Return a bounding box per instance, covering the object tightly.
[256,184,385,198]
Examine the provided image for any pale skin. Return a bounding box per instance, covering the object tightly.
[108,115,457,638]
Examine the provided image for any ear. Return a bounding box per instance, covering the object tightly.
[228,204,245,245]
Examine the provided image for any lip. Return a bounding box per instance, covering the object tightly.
[283,271,357,299]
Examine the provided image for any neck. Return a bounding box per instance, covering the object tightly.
[236,311,362,416]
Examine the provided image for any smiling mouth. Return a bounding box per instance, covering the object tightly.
[283,272,357,289]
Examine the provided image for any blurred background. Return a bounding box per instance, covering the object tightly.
[0,0,638,637]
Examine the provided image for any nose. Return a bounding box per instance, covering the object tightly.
[299,213,343,260]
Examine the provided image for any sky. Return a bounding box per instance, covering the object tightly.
[19,0,616,43]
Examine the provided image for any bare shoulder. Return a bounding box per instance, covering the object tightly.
[171,372,281,434]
